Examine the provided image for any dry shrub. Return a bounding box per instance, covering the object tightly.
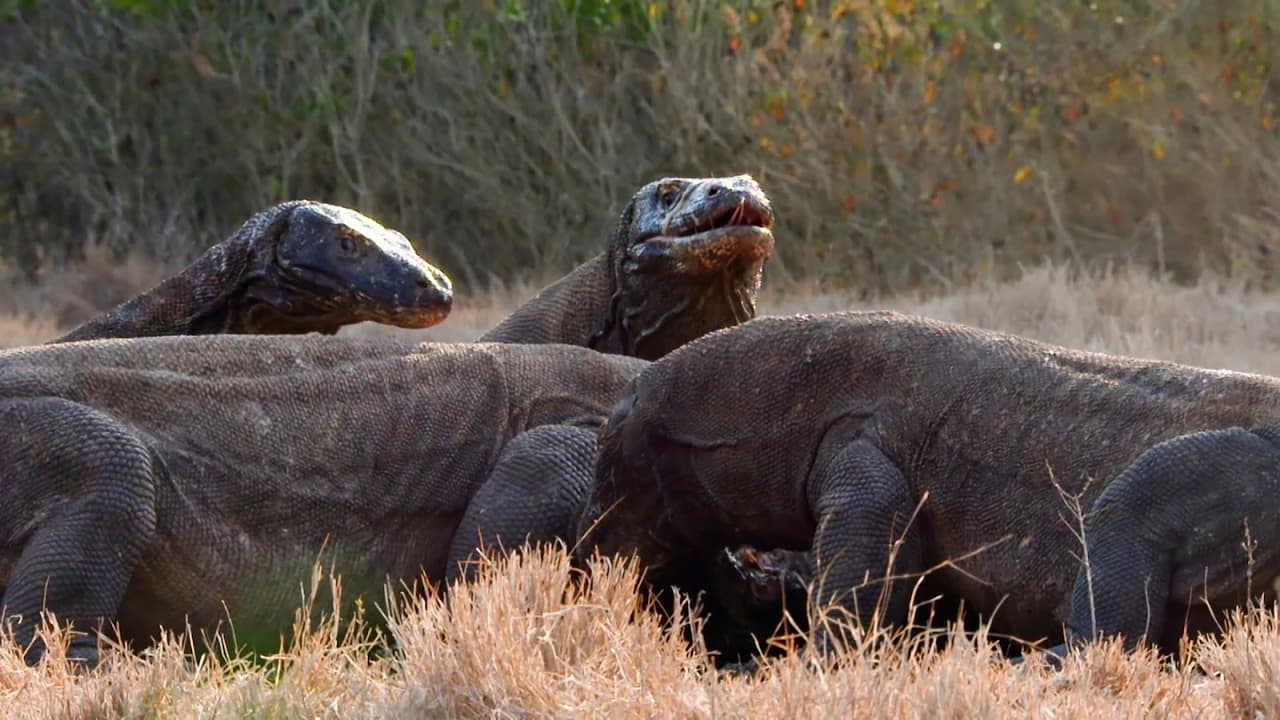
[0,311,58,348]
[1,244,165,328]
[384,548,713,718]
[0,0,1276,293]
[1195,608,1280,718]
[0,564,393,719]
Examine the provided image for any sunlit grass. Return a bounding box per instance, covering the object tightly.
[2,547,1276,719]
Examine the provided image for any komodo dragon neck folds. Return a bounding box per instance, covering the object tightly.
[479,175,774,360]
[54,201,454,342]
[578,311,1280,663]
[0,336,646,668]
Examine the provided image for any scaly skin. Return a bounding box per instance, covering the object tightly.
[578,311,1280,664]
[0,336,646,669]
[54,201,453,342]
[479,175,774,360]
[0,177,778,671]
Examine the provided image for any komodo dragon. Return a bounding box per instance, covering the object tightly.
[0,335,647,669]
[478,175,774,360]
[0,175,778,670]
[52,201,454,343]
[577,311,1280,662]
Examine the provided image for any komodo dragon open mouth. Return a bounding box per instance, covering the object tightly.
[600,174,777,360]
[628,178,776,279]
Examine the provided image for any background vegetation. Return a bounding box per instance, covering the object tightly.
[1,0,1276,301]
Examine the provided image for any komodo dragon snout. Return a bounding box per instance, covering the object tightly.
[638,175,774,267]
[258,203,454,332]
[608,175,775,359]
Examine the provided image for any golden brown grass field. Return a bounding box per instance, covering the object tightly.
[3,261,1280,719]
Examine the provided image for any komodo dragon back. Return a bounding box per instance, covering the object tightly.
[479,175,775,360]
[0,334,645,669]
[53,201,453,343]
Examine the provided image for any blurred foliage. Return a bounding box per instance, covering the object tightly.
[0,0,1276,295]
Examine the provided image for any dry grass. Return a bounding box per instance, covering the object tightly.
[3,262,1280,716]
[1,548,1277,719]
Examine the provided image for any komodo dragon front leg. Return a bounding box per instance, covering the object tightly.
[445,424,599,583]
[804,440,926,651]
[0,397,158,668]
[690,442,926,656]
[765,426,1280,665]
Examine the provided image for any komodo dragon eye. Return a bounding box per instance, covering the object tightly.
[658,186,679,209]
[339,234,357,253]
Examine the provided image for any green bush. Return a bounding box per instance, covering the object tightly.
[1,0,1276,293]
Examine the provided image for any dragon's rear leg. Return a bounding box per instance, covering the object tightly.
[1065,426,1280,657]
[0,397,158,669]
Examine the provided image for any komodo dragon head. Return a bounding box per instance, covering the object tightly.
[230,201,454,334]
[52,201,455,343]
[595,174,775,359]
[478,174,774,360]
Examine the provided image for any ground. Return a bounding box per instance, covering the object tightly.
[2,262,1280,718]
